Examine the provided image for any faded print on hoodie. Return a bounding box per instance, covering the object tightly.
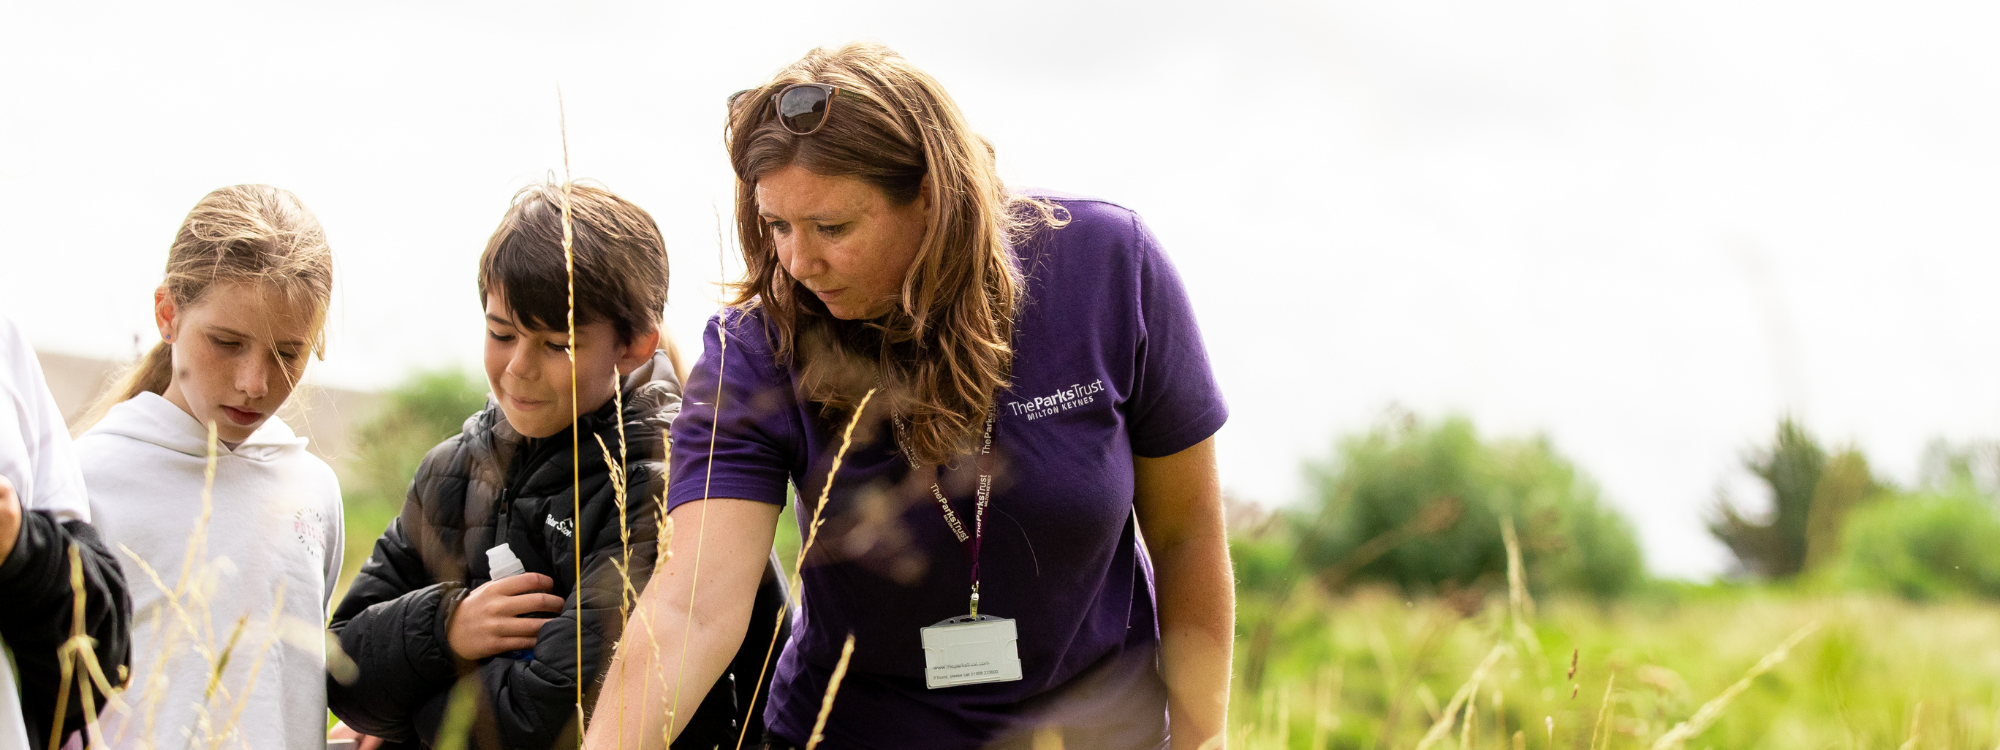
[77,392,342,750]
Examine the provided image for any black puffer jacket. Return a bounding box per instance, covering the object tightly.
[0,511,131,746]
[328,353,789,750]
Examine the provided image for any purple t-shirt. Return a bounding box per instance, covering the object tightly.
[668,194,1227,749]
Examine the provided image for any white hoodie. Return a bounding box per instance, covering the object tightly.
[76,392,341,750]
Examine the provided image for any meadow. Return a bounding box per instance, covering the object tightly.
[318,371,2000,749]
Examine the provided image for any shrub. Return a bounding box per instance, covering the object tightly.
[1281,412,1644,599]
[336,367,489,596]
[1836,491,2000,601]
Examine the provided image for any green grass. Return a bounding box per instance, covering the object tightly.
[1235,584,2000,749]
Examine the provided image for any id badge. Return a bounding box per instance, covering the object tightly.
[920,615,1023,689]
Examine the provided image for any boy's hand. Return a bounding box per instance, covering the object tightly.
[0,476,20,564]
[447,573,562,661]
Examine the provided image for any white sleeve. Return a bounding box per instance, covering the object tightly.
[0,315,90,523]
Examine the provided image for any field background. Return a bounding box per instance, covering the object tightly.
[305,369,2000,749]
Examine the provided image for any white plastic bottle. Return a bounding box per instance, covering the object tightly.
[487,542,527,580]
[485,543,537,660]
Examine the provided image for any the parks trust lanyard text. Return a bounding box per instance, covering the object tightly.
[891,407,998,617]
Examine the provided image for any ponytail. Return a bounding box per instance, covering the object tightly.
[73,341,173,437]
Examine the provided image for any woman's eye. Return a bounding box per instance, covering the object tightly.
[818,223,849,238]
[278,350,303,362]
[488,331,515,343]
[546,341,571,353]
[766,220,790,235]
[210,337,241,350]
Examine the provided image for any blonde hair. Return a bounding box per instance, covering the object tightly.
[726,42,1065,465]
[77,185,333,433]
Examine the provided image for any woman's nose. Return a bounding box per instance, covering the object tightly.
[781,235,827,281]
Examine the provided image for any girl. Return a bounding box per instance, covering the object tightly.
[76,185,343,750]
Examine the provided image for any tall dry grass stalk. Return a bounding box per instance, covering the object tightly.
[74,420,307,750]
[732,387,878,750]
[1649,621,1820,749]
[1501,515,1541,661]
[801,634,857,750]
[1412,643,1506,750]
[556,89,589,742]
[1588,674,1616,750]
[49,546,117,750]
[660,234,743,747]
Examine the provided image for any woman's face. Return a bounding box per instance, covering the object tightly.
[755,164,930,320]
[155,282,315,446]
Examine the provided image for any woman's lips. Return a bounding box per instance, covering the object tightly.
[508,395,548,411]
[813,288,845,301]
[220,405,262,426]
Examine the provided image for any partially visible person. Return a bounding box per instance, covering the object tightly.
[325,181,788,750]
[0,314,131,750]
[75,185,343,750]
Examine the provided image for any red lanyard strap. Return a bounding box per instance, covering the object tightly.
[893,408,997,616]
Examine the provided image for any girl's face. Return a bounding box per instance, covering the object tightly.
[155,282,316,446]
[755,164,931,321]
[482,291,658,439]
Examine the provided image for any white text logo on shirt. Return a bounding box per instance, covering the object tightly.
[1006,380,1106,421]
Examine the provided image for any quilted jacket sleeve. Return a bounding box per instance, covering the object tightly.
[325,460,468,742]
[0,512,132,746]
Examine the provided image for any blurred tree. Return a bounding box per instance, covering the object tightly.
[1709,419,1824,578]
[336,368,490,597]
[1280,412,1644,599]
[1709,419,1885,578]
[1802,450,1880,572]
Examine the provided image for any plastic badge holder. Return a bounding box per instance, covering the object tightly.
[920,615,1023,689]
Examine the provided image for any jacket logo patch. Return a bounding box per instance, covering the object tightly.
[546,515,574,538]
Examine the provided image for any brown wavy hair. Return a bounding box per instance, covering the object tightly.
[726,42,1064,465]
[76,185,333,433]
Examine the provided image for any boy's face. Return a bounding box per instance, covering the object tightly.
[483,291,657,439]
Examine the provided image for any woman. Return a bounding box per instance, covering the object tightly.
[589,43,1232,750]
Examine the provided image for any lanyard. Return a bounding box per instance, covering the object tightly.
[892,408,997,617]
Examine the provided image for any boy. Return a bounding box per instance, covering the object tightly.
[327,182,787,750]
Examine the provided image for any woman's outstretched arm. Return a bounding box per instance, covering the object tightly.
[1134,436,1234,750]
[585,497,781,750]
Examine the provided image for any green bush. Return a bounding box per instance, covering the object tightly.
[336,368,490,596]
[1279,413,1644,599]
[1836,491,2000,600]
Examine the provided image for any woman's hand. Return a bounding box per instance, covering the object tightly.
[1134,437,1233,750]
[328,720,385,750]
[446,573,563,661]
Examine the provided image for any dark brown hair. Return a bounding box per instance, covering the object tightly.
[726,42,1064,466]
[78,184,333,433]
[479,180,670,345]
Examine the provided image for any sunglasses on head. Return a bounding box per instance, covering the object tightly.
[729,83,841,136]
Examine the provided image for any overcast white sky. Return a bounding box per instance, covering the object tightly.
[5,0,1998,578]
